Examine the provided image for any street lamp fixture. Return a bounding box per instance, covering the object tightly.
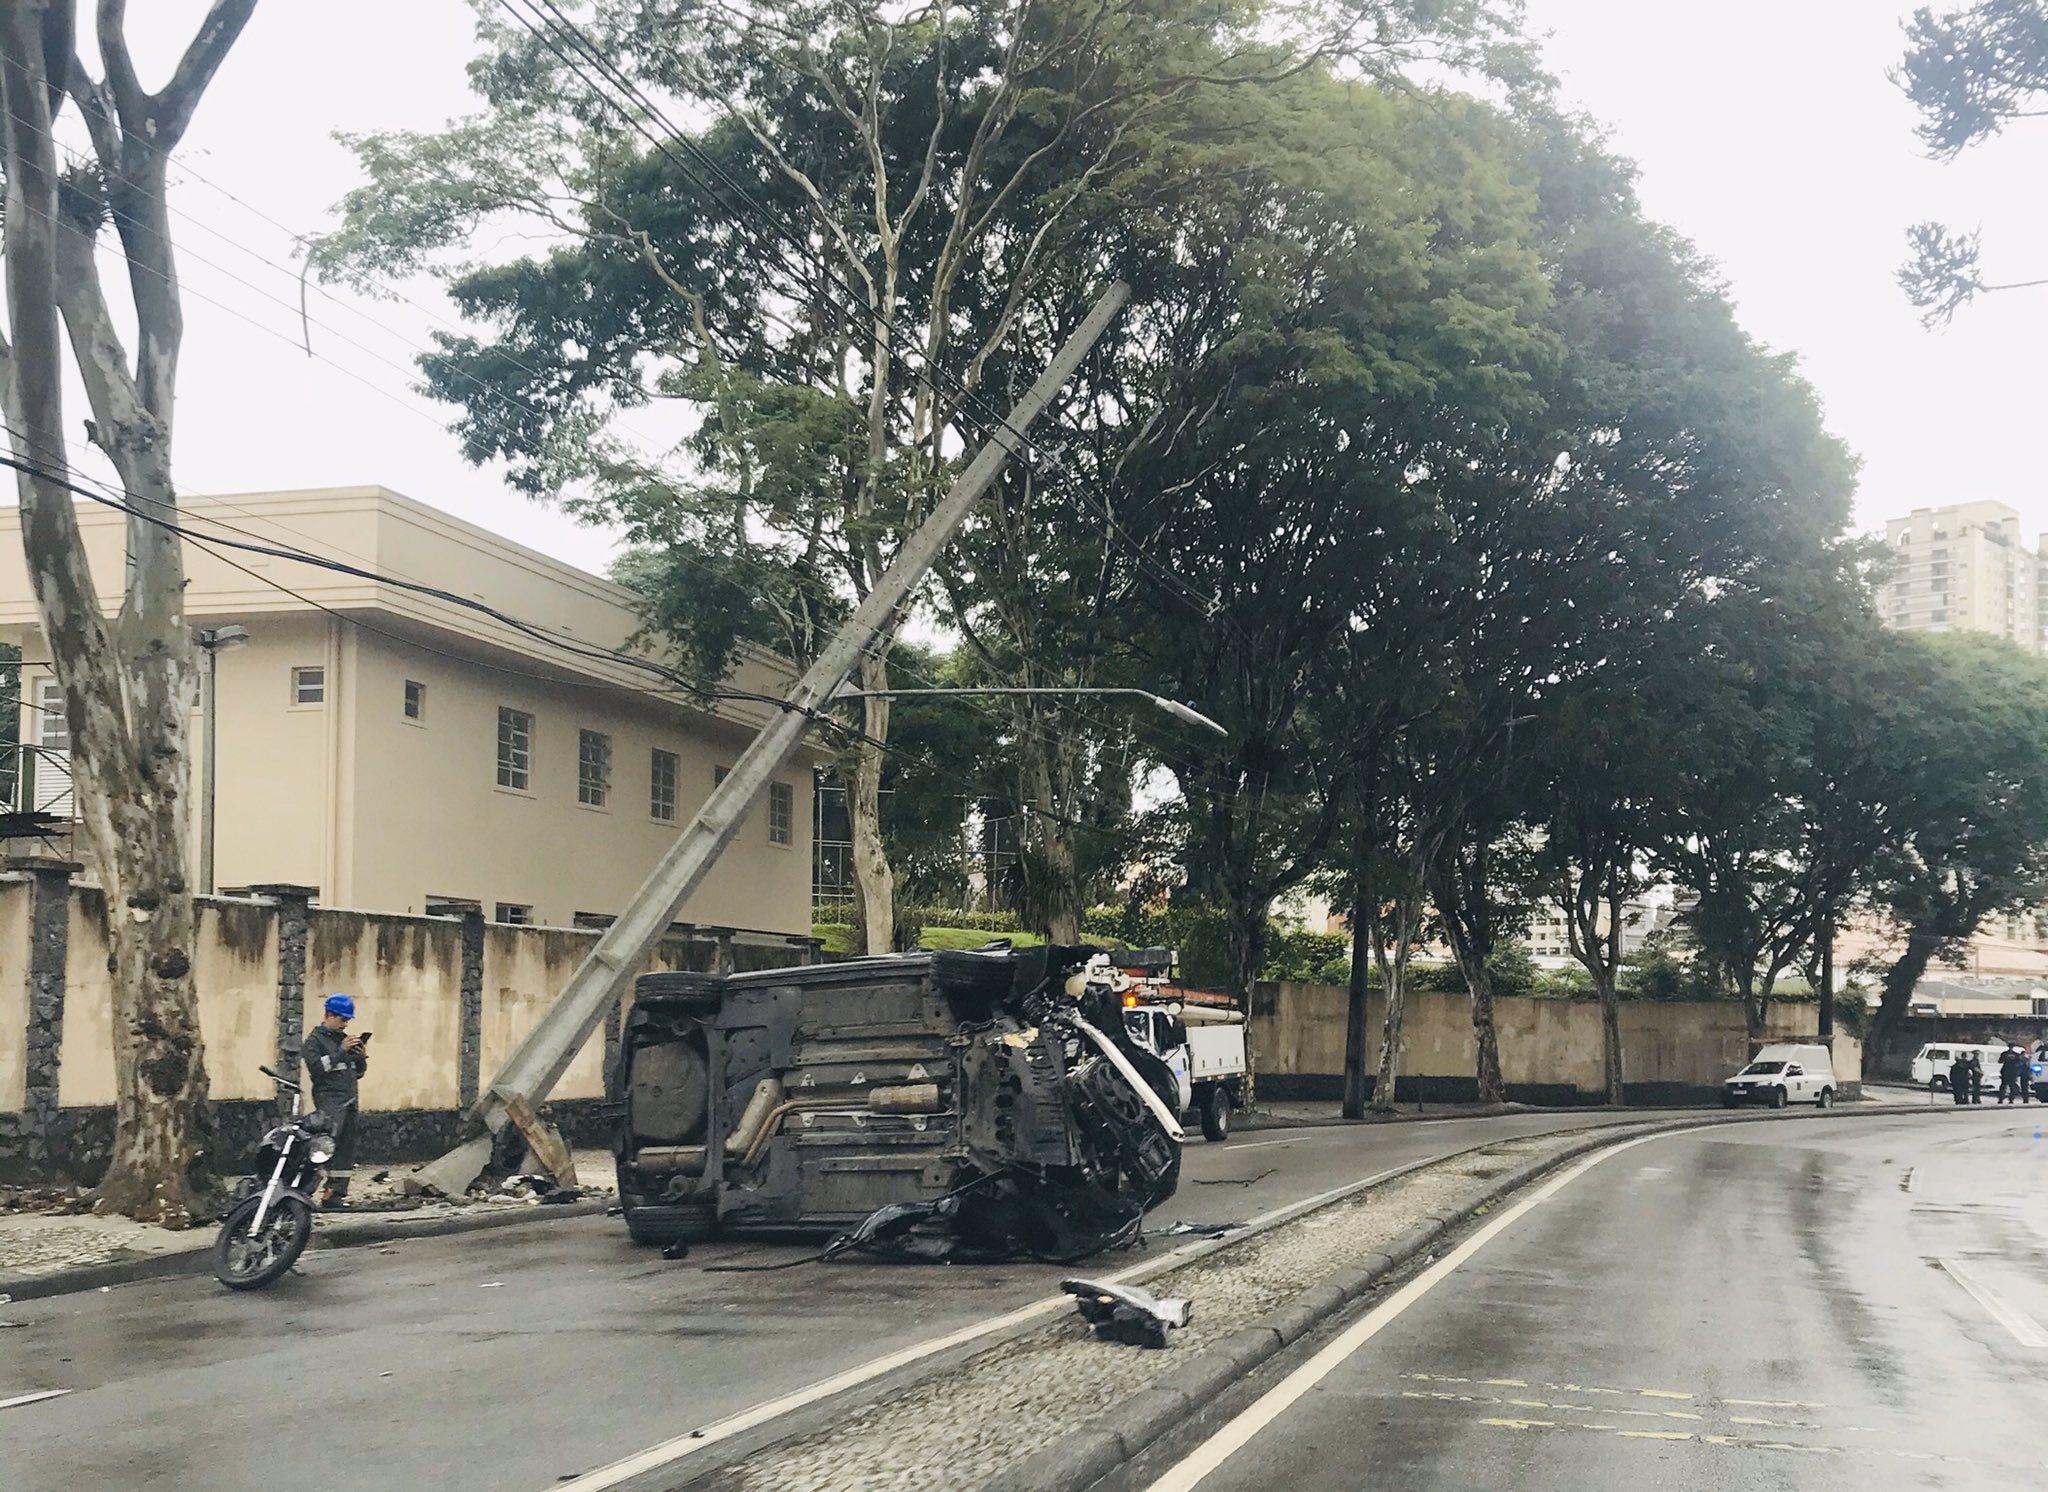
[827,684,1228,737]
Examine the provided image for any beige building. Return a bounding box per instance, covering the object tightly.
[0,486,815,935]
[1883,500,2046,651]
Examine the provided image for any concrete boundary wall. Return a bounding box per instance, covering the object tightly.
[0,868,818,1181]
[1249,981,1857,1104]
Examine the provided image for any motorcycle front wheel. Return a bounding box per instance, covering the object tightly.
[212,1194,313,1290]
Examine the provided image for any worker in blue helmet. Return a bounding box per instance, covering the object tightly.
[302,993,369,1207]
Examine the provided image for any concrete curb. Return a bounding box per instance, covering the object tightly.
[975,1104,1931,1492]
[0,1197,609,1302]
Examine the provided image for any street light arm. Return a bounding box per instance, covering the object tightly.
[828,684,1228,737]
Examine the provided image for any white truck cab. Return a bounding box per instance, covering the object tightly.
[1118,999,1248,1142]
[1722,1042,1837,1110]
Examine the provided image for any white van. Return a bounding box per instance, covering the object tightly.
[1910,1043,2009,1091]
[1722,1043,1837,1109]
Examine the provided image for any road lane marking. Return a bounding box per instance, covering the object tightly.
[0,1390,71,1410]
[547,1153,1442,1491]
[1937,1257,2048,1348]
[1226,1138,1304,1151]
[1139,1127,1701,1492]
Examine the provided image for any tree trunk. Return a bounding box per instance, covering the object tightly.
[848,652,894,955]
[1019,723,1081,944]
[1738,966,1767,1042]
[1370,888,1421,1115]
[1867,924,1945,1073]
[1224,890,1268,1002]
[0,0,237,1225]
[1469,968,1503,1106]
[1341,872,1371,1120]
[1428,851,1503,1106]
[1597,967,1624,1105]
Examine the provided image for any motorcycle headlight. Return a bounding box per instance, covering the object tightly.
[307,1140,336,1165]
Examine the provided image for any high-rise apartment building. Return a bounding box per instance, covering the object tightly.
[1882,501,2046,653]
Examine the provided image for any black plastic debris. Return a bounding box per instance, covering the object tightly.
[1060,1277,1193,1348]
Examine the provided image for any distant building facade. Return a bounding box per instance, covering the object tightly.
[0,487,816,938]
[1882,500,2046,652]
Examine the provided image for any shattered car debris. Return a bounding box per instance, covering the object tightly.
[611,945,1185,1261]
[1061,1277,1193,1348]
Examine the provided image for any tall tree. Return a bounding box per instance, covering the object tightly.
[1896,0,2048,321]
[318,0,1501,954]
[1861,631,2048,1059]
[0,0,257,1221]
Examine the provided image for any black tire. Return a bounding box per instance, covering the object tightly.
[623,1202,718,1246]
[1769,1087,1788,1110]
[1930,1075,1948,1092]
[212,1194,313,1290]
[1816,1087,1834,1110]
[1200,1085,1232,1142]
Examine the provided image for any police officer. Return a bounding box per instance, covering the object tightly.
[1998,1044,2026,1104]
[302,993,368,1207]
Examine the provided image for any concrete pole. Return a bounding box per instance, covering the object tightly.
[416,284,1131,1192]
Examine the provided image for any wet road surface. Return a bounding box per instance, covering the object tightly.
[1137,1109,2048,1492]
[0,1108,1698,1492]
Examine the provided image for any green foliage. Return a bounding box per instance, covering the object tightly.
[1897,1,2048,322]
[1620,932,1726,1003]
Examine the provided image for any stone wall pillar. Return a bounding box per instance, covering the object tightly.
[12,858,79,1174]
[458,906,485,1111]
[252,884,317,1114]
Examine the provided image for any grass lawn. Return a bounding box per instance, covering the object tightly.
[812,923,1046,954]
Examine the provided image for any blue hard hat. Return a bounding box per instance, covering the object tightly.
[324,993,356,1019]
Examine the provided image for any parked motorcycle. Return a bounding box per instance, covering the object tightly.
[210,1065,335,1290]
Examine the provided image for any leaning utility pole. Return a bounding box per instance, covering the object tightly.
[414,284,1132,1196]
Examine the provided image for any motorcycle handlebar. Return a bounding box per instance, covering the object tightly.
[259,1065,301,1093]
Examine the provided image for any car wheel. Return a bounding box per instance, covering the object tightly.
[1770,1087,1788,1109]
[1816,1087,1834,1109]
[1931,1076,1948,1092]
[1200,1085,1232,1142]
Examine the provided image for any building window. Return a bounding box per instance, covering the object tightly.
[425,895,475,917]
[497,707,533,790]
[651,748,678,822]
[36,679,67,749]
[578,729,612,807]
[403,679,426,721]
[291,666,325,706]
[768,781,794,845]
[573,911,613,930]
[495,903,532,925]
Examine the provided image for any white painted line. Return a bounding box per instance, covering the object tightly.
[1140,1127,1704,1492]
[0,1390,72,1411]
[1939,1258,2048,1349]
[1226,1138,1304,1152]
[547,1157,1429,1492]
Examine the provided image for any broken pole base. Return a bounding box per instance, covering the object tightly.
[410,1134,495,1202]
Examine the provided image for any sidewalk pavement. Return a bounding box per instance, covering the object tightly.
[0,1148,616,1298]
[1240,1082,1920,1132]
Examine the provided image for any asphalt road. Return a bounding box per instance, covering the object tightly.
[1137,1108,2048,1492]
[0,1107,1690,1492]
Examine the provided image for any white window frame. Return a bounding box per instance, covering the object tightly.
[494,902,532,926]
[497,706,534,792]
[291,665,325,707]
[768,780,794,846]
[36,678,68,749]
[650,748,678,822]
[578,728,612,808]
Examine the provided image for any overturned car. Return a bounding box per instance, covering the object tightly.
[611,944,1186,1261]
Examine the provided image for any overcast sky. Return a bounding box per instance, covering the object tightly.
[84,0,2048,580]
